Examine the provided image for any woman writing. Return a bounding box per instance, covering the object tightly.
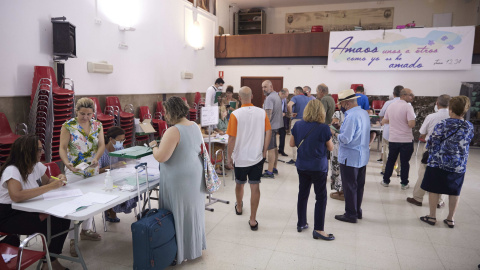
[0,135,70,270]
[420,96,474,228]
[290,99,335,241]
[149,96,206,263]
[59,97,105,256]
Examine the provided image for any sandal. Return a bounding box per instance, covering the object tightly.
[104,211,120,223]
[249,220,258,231]
[235,201,243,215]
[443,219,455,228]
[80,230,102,241]
[420,215,436,226]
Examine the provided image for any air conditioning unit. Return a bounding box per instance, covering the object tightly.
[87,61,113,74]
[181,71,193,79]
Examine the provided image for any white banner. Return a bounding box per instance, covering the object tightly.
[328,26,475,71]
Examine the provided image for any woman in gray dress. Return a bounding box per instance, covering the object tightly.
[149,96,206,263]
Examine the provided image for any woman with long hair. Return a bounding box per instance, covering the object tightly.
[0,135,70,270]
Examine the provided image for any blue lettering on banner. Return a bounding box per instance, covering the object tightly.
[388,57,423,68]
[330,37,378,54]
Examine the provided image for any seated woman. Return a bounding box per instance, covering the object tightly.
[98,127,137,223]
[214,106,228,135]
[420,96,474,228]
[0,135,71,270]
[149,97,206,263]
[368,109,380,146]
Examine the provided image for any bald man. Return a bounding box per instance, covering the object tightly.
[227,86,272,231]
[262,80,283,178]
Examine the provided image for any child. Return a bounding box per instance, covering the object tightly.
[329,110,344,201]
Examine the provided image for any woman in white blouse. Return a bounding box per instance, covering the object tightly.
[0,135,70,270]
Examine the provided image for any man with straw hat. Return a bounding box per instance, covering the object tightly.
[331,89,370,223]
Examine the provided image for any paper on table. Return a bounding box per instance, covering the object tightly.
[45,198,93,217]
[2,253,17,263]
[81,192,119,204]
[43,189,83,200]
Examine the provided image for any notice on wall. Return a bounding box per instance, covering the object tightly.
[327,26,475,71]
[201,106,219,127]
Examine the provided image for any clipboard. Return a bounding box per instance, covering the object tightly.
[214,92,222,104]
[229,101,237,109]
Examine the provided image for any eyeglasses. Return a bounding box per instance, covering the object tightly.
[114,138,126,142]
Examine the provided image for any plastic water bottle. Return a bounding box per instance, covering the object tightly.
[104,169,113,191]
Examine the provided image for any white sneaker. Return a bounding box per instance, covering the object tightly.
[401,184,410,190]
[380,180,389,187]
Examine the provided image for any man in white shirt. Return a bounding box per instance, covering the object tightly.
[205,78,224,107]
[379,85,403,176]
[407,94,451,207]
[227,86,271,231]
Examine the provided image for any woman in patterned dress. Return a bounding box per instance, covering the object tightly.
[420,96,474,228]
[59,97,105,256]
[329,109,345,201]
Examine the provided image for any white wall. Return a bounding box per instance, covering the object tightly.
[216,0,239,34]
[0,0,217,97]
[265,0,479,34]
[215,64,480,97]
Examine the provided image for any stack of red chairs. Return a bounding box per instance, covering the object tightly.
[372,100,386,114]
[194,92,204,120]
[105,96,134,145]
[0,113,21,165]
[181,97,198,121]
[154,102,168,137]
[139,106,167,139]
[90,97,115,134]
[30,66,74,163]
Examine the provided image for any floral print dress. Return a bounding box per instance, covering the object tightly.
[330,111,345,192]
[63,118,102,178]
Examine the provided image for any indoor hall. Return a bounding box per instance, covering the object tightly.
[0,0,479,270]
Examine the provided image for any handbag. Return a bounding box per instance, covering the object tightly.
[421,121,464,164]
[200,132,221,194]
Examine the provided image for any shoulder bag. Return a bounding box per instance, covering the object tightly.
[199,128,221,193]
[297,123,320,148]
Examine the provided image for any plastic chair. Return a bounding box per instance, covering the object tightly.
[90,97,115,122]
[155,102,164,120]
[44,162,61,178]
[105,97,134,119]
[0,232,52,270]
[372,100,385,114]
[350,84,363,91]
[0,113,21,145]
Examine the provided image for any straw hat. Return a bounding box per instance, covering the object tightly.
[337,89,360,104]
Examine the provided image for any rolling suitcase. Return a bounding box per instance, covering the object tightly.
[131,162,177,270]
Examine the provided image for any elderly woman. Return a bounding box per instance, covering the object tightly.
[0,135,70,270]
[290,99,335,241]
[149,96,206,263]
[420,96,474,228]
[59,97,105,256]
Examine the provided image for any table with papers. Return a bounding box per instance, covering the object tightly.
[11,155,160,269]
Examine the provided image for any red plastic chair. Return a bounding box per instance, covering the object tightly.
[194,92,202,106]
[350,84,363,91]
[90,97,115,122]
[0,113,20,145]
[105,96,134,119]
[44,162,61,178]
[0,233,52,270]
[372,100,385,113]
[331,94,339,111]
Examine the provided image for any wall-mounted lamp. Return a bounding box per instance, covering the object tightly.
[187,0,204,50]
[119,26,136,31]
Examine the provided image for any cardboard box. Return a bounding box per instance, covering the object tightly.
[135,118,156,134]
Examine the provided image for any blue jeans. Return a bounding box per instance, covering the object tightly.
[383,141,414,185]
[296,170,327,231]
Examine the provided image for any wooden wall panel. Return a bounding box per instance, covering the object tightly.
[215,33,330,58]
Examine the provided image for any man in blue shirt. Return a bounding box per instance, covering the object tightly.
[355,86,370,110]
[331,89,370,223]
[287,87,311,164]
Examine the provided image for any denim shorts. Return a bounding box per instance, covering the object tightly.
[234,158,265,184]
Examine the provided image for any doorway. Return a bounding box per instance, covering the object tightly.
[240,77,283,108]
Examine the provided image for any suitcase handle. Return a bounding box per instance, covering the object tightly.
[135,163,151,219]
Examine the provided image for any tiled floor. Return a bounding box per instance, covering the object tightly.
[33,142,480,269]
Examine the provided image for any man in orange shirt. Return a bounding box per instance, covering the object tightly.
[227,86,272,231]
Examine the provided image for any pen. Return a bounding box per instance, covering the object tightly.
[51,176,67,184]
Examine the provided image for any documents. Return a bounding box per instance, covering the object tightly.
[43,189,83,200]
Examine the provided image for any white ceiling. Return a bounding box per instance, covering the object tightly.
[229,0,393,9]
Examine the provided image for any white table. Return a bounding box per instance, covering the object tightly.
[12,155,160,269]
